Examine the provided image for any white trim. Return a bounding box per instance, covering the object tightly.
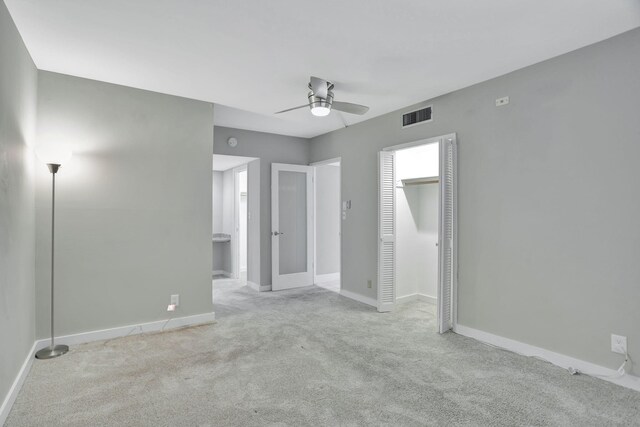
[382,133,453,152]
[455,325,640,392]
[212,270,232,277]
[0,342,37,426]
[314,273,340,284]
[247,281,259,291]
[247,281,272,292]
[340,289,377,308]
[34,312,216,351]
[233,165,248,280]
[313,166,317,286]
[310,157,342,167]
[396,293,436,305]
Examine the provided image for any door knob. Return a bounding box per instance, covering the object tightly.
[273,231,285,236]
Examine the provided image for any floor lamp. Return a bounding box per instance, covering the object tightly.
[35,148,72,360]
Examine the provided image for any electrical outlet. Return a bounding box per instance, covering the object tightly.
[367,280,372,289]
[611,334,627,354]
[171,294,180,306]
[495,96,509,107]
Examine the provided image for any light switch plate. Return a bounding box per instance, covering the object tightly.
[171,294,179,306]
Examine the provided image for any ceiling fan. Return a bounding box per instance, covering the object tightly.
[276,76,369,117]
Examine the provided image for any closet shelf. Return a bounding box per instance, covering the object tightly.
[397,176,439,187]
[212,233,231,243]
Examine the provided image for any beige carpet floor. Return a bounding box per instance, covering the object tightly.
[6,280,640,426]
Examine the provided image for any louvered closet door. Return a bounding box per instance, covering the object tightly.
[378,151,396,312]
[438,137,457,333]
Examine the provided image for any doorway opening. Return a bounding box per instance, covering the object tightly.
[378,134,457,334]
[312,158,341,293]
[212,154,260,290]
[395,144,439,308]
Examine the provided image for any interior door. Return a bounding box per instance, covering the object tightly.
[271,163,314,290]
[378,151,396,312]
[438,136,457,333]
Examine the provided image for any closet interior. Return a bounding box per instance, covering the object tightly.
[395,142,440,309]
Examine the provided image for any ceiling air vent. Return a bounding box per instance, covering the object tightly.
[402,106,432,128]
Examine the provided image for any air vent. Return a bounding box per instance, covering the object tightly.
[402,106,432,128]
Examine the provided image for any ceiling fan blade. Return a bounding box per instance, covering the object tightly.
[275,104,309,114]
[310,76,328,99]
[332,101,369,115]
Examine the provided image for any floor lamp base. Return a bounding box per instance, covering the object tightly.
[35,345,69,360]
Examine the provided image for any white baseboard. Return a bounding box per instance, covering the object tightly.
[454,324,640,392]
[247,281,272,292]
[0,312,216,424]
[340,289,377,308]
[314,273,340,284]
[35,312,216,351]
[0,342,37,426]
[396,293,437,305]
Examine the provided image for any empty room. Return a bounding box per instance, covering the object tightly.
[1,1,640,426]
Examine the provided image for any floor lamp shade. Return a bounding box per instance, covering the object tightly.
[35,147,72,166]
[35,147,72,360]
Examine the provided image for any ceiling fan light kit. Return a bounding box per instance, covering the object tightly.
[309,89,333,117]
[276,76,369,117]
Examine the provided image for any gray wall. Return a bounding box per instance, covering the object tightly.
[35,71,214,337]
[309,28,640,374]
[396,184,439,300]
[0,1,37,415]
[212,170,224,272]
[315,164,340,275]
[221,168,234,274]
[213,126,309,286]
[212,171,223,233]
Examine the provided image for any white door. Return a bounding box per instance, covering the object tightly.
[378,151,396,312]
[438,136,457,333]
[271,163,314,290]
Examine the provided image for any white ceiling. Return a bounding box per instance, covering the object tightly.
[6,1,640,139]
[212,154,256,172]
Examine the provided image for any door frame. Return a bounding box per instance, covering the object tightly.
[310,157,342,290]
[271,163,315,290]
[380,133,458,332]
[233,165,248,280]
